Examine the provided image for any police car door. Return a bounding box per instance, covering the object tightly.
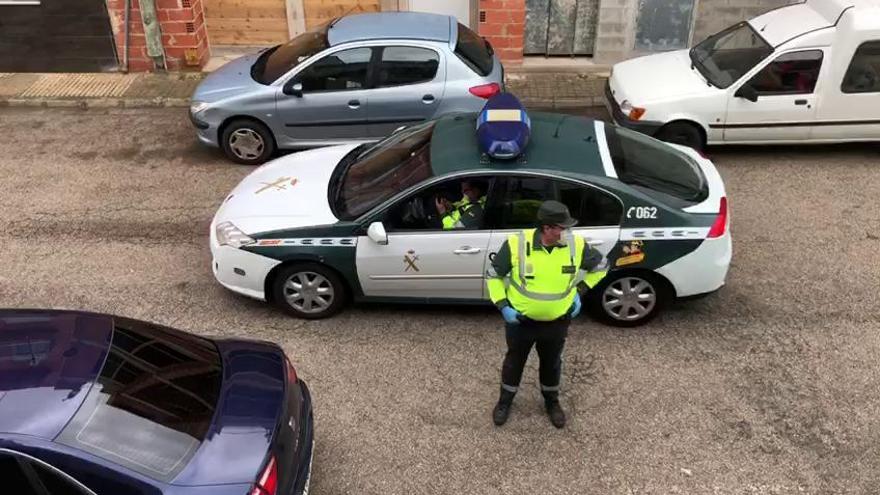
[484,176,622,298]
[356,178,493,300]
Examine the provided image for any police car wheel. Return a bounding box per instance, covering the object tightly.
[587,271,669,327]
[272,263,347,319]
[221,119,276,165]
[655,122,704,151]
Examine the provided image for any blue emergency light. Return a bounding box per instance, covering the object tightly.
[476,92,531,160]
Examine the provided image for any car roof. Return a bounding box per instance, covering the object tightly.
[0,309,112,439]
[327,12,453,45]
[430,111,608,178]
[751,0,880,47]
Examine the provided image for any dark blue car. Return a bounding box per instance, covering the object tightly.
[0,309,314,495]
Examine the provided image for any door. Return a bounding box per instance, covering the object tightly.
[723,50,824,142]
[814,40,880,140]
[524,0,600,56]
[485,176,622,298]
[356,176,497,300]
[366,46,445,137]
[276,46,374,141]
[409,0,471,25]
[0,0,117,72]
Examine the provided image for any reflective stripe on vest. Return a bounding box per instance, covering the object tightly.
[508,230,584,302]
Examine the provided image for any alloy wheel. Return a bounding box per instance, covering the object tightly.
[602,276,657,322]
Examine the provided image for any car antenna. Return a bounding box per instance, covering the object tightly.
[553,115,568,138]
[329,6,361,28]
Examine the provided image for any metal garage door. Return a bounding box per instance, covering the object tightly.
[524,0,599,56]
[0,0,117,72]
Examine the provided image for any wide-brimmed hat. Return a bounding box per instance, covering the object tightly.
[537,200,578,227]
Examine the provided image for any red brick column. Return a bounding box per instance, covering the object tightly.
[107,0,210,72]
[477,0,525,66]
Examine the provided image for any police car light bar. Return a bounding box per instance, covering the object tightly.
[476,92,531,160]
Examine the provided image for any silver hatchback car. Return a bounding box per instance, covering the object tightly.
[190,12,504,164]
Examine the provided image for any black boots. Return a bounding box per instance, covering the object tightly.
[544,398,566,429]
[492,389,516,426]
[494,389,566,428]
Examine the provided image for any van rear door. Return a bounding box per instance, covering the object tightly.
[812,39,880,140]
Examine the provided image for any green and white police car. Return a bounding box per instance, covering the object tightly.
[210,111,731,326]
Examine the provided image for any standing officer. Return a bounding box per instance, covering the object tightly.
[486,200,608,428]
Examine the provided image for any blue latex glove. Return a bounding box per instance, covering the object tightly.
[569,296,582,318]
[501,306,521,324]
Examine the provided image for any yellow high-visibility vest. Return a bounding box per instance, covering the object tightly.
[487,229,608,321]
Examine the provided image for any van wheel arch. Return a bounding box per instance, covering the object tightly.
[655,120,707,151]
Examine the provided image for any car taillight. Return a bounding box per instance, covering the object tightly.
[469,82,501,99]
[286,359,298,384]
[707,197,728,238]
[249,456,278,495]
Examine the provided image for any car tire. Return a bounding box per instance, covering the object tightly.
[221,119,276,165]
[586,271,671,327]
[271,263,348,319]
[655,122,704,151]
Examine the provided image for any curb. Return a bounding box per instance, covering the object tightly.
[0,97,190,109]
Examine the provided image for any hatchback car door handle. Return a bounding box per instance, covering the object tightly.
[422,94,435,104]
[453,246,481,255]
[794,99,808,105]
[348,99,360,109]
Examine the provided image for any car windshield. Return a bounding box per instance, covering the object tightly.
[57,318,222,482]
[330,122,436,220]
[689,22,773,88]
[604,124,708,205]
[252,24,331,84]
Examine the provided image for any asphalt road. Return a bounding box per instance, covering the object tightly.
[1,106,879,495]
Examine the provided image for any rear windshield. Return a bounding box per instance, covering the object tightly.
[57,319,222,482]
[604,124,708,205]
[252,24,331,84]
[455,23,494,76]
[330,122,436,220]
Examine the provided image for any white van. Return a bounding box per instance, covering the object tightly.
[605,0,880,148]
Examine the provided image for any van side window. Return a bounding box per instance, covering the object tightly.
[747,50,824,95]
[842,41,880,93]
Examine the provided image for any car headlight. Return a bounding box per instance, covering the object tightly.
[190,101,210,115]
[215,221,255,248]
[619,100,646,121]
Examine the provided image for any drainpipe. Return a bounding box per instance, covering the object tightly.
[123,0,131,72]
[139,0,166,70]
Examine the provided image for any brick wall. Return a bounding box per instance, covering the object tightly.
[107,0,209,71]
[478,0,526,65]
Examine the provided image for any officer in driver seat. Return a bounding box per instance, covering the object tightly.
[435,180,486,230]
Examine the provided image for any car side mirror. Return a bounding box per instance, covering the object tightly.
[367,221,388,245]
[284,82,303,97]
[735,84,759,102]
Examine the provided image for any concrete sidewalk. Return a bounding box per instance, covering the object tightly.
[0,69,608,109]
